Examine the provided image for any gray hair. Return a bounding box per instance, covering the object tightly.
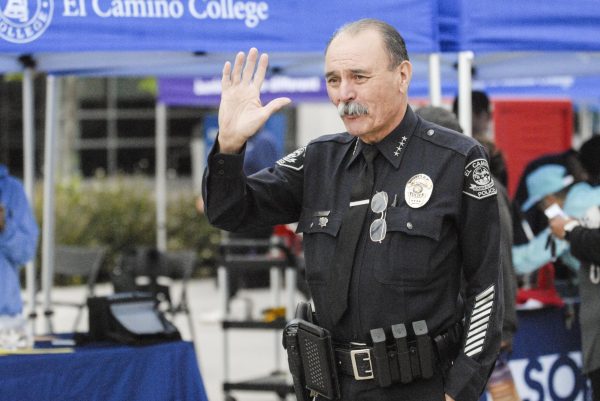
[326,18,410,70]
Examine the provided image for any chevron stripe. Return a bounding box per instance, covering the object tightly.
[464,285,495,358]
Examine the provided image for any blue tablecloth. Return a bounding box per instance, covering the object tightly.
[481,303,592,400]
[0,338,208,401]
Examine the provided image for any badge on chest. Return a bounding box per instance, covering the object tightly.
[405,174,433,208]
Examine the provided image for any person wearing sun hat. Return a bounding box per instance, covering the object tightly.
[513,163,600,399]
[513,164,600,275]
[512,136,600,246]
[519,164,575,212]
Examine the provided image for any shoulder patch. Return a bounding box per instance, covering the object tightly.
[463,158,497,200]
[276,146,306,171]
[309,132,355,145]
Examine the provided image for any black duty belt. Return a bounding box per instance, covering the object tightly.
[283,305,464,399]
[333,321,463,386]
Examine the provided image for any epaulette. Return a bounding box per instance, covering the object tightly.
[308,132,355,146]
[276,133,353,172]
[415,119,478,157]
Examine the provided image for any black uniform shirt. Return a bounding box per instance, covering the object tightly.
[203,106,503,401]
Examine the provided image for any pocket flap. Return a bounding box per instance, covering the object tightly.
[386,207,442,241]
[296,209,342,237]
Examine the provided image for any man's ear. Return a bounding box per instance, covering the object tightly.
[397,60,412,94]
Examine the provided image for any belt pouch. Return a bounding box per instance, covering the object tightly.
[370,328,392,387]
[391,323,413,383]
[388,350,400,383]
[297,320,340,400]
[434,322,462,371]
[433,332,451,371]
[283,319,311,401]
[413,320,434,379]
[409,342,422,379]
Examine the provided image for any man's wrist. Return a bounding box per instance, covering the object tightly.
[218,143,244,155]
[217,133,246,155]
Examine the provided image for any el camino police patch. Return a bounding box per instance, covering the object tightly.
[276,146,306,171]
[463,158,497,200]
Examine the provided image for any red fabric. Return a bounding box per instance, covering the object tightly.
[273,224,303,256]
[493,99,572,198]
[516,263,565,307]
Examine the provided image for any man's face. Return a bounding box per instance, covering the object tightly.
[325,29,411,143]
[472,110,491,138]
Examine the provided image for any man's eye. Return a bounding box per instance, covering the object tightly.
[327,77,340,85]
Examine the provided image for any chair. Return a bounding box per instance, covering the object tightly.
[51,245,107,332]
[111,246,197,343]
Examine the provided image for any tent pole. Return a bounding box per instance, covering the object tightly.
[190,126,205,197]
[155,102,167,252]
[458,51,474,137]
[22,66,37,334]
[41,75,60,334]
[428,53,442,106]
[578,103,593,145]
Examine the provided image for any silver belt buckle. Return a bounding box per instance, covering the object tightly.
[350,349,374,380]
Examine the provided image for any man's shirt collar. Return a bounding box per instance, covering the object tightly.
[346,105,419,169]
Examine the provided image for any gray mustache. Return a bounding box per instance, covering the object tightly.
[338,102,369,117]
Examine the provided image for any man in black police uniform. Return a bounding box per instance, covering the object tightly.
[203,19,502,401]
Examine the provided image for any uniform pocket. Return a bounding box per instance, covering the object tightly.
[296,209,342,283]
[373,207,444,285]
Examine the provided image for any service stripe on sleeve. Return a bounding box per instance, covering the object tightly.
[464,285,495,358]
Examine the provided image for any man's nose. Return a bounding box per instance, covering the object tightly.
[339,80,356,102]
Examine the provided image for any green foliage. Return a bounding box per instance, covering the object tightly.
[33,176,220,281]
[137,77,157,96]
[166,192,222,277]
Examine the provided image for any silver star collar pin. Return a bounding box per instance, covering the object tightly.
[394,136,408,157]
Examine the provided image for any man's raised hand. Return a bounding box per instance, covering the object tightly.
[218,48,291,154]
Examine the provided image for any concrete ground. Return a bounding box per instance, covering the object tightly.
[33,277,303,401]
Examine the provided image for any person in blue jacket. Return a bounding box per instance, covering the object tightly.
[242,128,279,177]
[512,164,600,275]
[0,163,39,316]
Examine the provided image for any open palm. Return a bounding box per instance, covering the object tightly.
[218,48,291,153]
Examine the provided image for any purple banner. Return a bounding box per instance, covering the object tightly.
[158,76,330,106]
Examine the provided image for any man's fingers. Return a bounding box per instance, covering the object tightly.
[242,48,259,83]
[221,61,232,86]
[252,53,269,89]
[231,51,245,84]
[264,97,292,115]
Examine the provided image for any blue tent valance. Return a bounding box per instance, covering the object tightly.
[453,0,600,52]
[0,0,439,54]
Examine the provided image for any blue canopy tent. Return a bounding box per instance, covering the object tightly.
[0,0,440,73]
[443,0,600,135]
[0,0,442,332]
